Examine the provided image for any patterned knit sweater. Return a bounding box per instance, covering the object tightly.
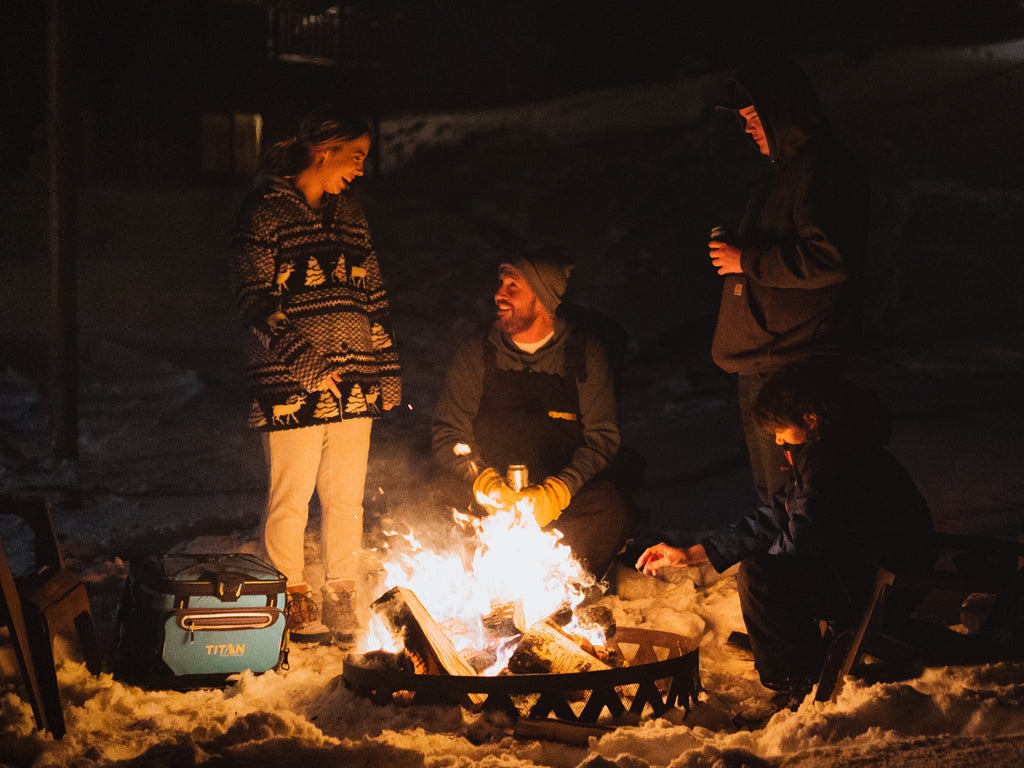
[229,175,401,431]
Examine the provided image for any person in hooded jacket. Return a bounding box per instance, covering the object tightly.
[708,55,870,508]
[637,365,933,696]
[229,105,401,643]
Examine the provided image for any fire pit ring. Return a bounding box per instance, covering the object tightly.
[342,627,700,724]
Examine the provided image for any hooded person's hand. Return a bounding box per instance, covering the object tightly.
[518,477,571,528]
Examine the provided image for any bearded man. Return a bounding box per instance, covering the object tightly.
[431,247,634,579]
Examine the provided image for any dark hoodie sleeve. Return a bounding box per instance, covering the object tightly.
[701,449,846,573]
[557,334,620,494]
[731,56,866,292]
[700,504,791,573]
[431,337,487,481]
[740,146,856,290]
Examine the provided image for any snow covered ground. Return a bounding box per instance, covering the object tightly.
[2,43,1024,767]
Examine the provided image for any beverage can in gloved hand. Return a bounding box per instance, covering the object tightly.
[506,464,528,492]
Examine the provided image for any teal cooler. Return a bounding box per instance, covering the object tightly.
[117,553,288,688]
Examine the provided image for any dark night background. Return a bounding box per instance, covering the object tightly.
[2,1,1023,533]
[1,0,1022,576]
[2,0,1024,538]
[4,1,1024,180]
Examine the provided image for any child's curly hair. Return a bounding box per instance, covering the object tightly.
[751,364,850,437]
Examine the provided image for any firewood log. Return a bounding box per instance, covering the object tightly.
[370,586,477,676]
[507,620,612,675]
[481,600,526,640]
[569,604,623,666]
[574,604,615,638]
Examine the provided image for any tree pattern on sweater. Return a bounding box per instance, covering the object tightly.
[229,176,401,431]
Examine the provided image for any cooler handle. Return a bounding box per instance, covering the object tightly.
[178,610,281,632]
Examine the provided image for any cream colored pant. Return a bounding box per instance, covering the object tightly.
[262,419,372,587]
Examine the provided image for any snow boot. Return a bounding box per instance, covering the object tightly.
[322,581,360,642]
[285,586,331,644]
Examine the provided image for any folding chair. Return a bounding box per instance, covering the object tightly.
[815,531,1024,702]
[0,496,103,737]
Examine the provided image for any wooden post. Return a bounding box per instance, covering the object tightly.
[46,0,78,461]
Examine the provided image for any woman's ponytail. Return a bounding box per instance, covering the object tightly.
[261,104,370,178]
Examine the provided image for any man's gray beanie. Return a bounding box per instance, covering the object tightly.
[502,250,574,315]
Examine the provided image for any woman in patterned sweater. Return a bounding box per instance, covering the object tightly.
[230,105,401,642]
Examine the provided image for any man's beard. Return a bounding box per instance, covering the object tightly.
[495,304,539,337]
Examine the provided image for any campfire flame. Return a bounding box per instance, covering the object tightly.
[365,494,599,675]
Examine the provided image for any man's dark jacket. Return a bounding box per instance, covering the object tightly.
[712,56,869,374]
[701,408,934,584]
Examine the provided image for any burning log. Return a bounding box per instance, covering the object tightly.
[569,604,623,666]
[574,604,615,638]
[507,620,612,675]
[481,600,526,640]
[371,586,477,677]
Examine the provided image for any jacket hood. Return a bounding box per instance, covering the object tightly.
[487,316,572,375]
[720,55,831,161]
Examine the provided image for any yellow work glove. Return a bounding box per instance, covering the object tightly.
[521,477,572,528]
[472,467,516,513]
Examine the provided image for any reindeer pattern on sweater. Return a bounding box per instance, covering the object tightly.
[230,175,401,431]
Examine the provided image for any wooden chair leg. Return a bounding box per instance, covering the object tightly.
[20,605,67,738]
[73,604,104,675]
[56,581,103,674]
[3,562,58,734]
[24,570,104,675]
[815,568,895,703]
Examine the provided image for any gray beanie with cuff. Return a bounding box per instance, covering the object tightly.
[502,250,574,315]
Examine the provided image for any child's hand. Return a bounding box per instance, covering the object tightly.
[636,543,684,574]
[635,543,708,575]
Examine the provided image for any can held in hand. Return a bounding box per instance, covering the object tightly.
[506,464,528,492]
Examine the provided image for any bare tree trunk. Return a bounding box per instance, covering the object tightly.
[47,0,78,461]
